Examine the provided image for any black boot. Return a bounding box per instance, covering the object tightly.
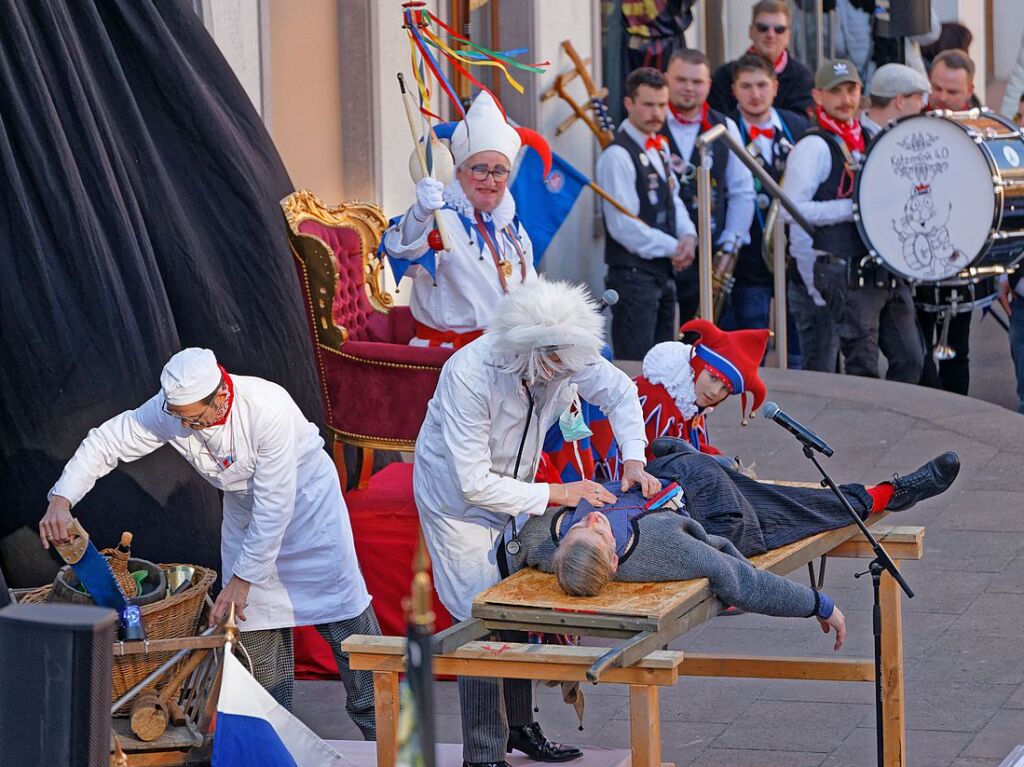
[650,436,699,459]
[462,762,509,767]
[888,452,960,512]
[507,722,583,762]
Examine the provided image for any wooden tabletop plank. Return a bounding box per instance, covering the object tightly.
[473,516,886,626]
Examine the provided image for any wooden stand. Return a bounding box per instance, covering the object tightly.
[344,523,923,767]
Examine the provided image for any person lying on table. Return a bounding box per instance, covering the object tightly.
[502,444,960,650]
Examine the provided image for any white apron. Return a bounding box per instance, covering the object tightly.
[51,375,370,631]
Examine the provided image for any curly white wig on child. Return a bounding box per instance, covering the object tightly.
[486,277,605,383]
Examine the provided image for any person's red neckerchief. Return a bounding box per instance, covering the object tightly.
[208,365,234,427]
[750,124,774,140]
[746,47,788,74]
[667,102,708,131]
[670,102,711,131]
[645,133,667,151]
[815,104,865,154]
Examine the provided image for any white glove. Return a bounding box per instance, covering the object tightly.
[412,177,445,221]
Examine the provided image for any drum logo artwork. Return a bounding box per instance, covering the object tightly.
[889,132,968,278]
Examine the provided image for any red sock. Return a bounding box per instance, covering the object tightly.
[867,483,894,513]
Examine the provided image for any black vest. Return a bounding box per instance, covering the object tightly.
[603,129,677,277]
[805,128,869,262]
[661,108,730,243]
[733,112,800,286]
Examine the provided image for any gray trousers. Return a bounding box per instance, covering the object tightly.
[458,630,534,762]
[841,280,924,383]
[239,603,381,740]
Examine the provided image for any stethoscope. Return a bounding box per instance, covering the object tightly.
[503,383,535,556]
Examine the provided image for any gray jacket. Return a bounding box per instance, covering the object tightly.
[510,508,822,619]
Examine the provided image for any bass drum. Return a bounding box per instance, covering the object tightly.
[914,275,999,314]
[854,110,1024,283]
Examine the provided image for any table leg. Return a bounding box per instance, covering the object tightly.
[881,562,906,767]
[629,684,661,767]
[373,671,400,767]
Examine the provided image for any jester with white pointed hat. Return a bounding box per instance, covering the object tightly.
[381,90,552,349]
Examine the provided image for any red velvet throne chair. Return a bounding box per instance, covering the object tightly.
[281,190,454,670]
[281,189,452,487]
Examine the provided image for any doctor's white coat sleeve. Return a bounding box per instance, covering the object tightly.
[49,395,171,506]
[439,369,551,517]
[230,406,300,586]
[573,360,647,463]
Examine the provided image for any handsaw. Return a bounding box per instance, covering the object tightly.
[53,518,128,610]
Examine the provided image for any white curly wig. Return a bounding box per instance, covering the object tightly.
[486,277,605,382]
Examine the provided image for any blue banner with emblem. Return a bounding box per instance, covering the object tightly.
[510,147,589,265]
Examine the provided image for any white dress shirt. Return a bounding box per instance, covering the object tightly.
[782,132,864,305]
[595,120,695,260]
[739,109,787,165]
[664,110,756,250]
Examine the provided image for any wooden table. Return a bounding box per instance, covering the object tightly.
[346,522,924,767]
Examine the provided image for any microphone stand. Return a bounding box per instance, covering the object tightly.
[799,445,914,767]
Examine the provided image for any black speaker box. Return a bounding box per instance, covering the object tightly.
[0,603,117,767]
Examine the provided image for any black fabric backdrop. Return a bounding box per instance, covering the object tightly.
[0,0,322,586]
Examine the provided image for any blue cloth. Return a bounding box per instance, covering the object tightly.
[509,147,588,264]
[816,592,835,620]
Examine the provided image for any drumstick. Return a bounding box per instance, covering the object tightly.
[398,73,453,252]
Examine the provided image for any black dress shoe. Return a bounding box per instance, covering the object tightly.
[462,762,509,767]
[651,436,699,459]
[888,452,960,511]
[507,722,583,762]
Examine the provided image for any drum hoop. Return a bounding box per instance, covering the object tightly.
[854,109,1010,284]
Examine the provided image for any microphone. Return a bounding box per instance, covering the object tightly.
[599,289,619,310]
[762,402,834,457]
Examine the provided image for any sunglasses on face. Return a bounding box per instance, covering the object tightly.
[754,22,788,34]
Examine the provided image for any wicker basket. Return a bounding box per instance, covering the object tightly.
[17,563,217,708]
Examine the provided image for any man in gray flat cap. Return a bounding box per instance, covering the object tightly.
[860,63,931,138]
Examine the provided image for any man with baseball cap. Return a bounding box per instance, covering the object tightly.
[783,59,924,383]
[860,63,931,137]
[39,348,382,737]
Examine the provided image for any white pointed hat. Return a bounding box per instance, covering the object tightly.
[449,91,522,166]
[161,348,222,405]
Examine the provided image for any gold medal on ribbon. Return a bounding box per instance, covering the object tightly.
[500,260,513,278]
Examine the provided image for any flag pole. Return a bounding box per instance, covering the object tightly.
[588,181,642,222]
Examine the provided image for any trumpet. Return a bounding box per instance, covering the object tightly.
[711,247,739,323]
[933,308,956,361]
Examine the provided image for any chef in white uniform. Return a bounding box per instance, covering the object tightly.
[415,278,658,765]
[39,348,380,738]
[381,90,548,349]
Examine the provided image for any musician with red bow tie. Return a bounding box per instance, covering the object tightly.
[723,53,809,344]
[597,67,698,361]
[662,49,755,325]
[783,59,924,384]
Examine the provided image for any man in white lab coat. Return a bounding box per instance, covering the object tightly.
[39,348,380,738]
[414,278,658,766]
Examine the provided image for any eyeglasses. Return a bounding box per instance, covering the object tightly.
[754,22,788,34]
[162,398,215,427]
[467,164,510,182]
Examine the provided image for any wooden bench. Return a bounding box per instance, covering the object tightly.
[345,523,924,767]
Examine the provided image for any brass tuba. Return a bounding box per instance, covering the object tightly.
[761,198,786,273]
[711,247,739,323]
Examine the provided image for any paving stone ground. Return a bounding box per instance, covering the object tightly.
[296,310,1024,766]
